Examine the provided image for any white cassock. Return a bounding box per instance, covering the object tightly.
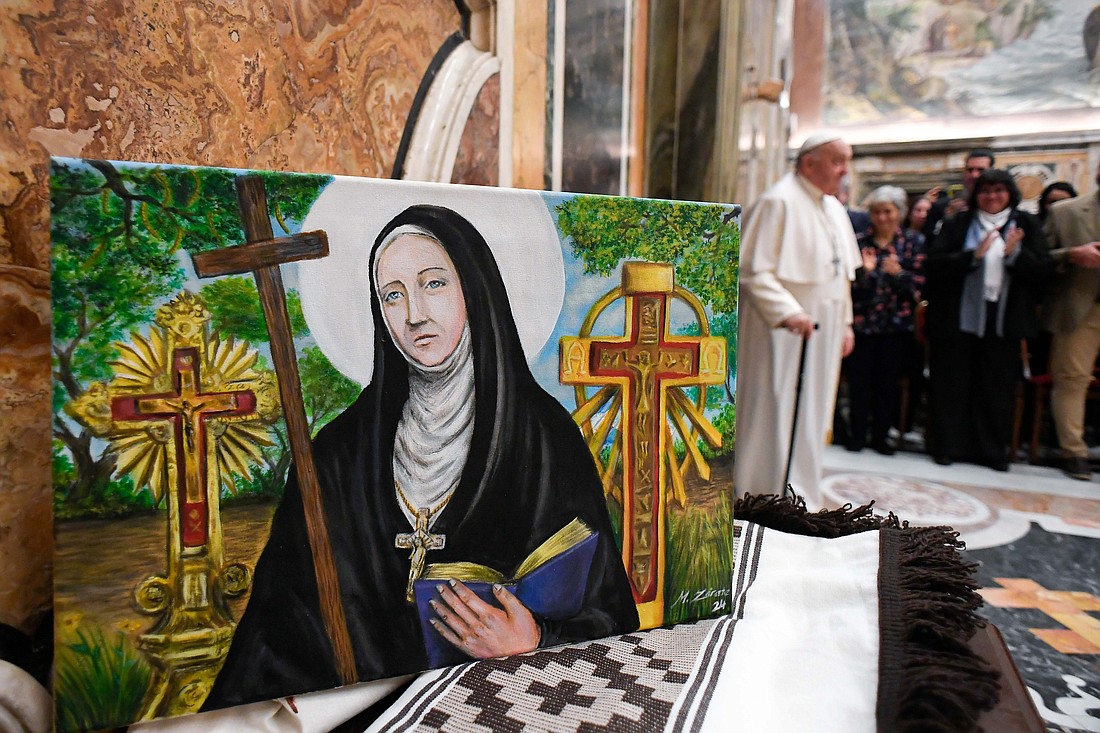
[735,172,860,509]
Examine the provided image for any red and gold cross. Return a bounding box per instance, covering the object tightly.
[560,262,726,627]
[66,291,281,717]
[111,347,258,549]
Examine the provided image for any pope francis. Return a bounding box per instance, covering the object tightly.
[735,132,861,508]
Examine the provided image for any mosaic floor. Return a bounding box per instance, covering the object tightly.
[821,445,1100,733]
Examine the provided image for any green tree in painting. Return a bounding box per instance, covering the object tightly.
[558,196,739,315]
[50,159,331,510]
[200,275,308,345]
[556,195,740,455]
[200,276,362,495]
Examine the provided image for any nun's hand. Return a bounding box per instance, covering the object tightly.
[429,580,541,659]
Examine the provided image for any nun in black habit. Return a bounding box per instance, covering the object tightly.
[204,204,639,710]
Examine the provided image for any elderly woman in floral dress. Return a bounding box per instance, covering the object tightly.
[846,185,926,454]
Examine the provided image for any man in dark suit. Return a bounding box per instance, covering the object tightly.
[1044,162,1100,480]
[924,149,995,240]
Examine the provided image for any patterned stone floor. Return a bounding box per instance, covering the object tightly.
[821,445,1100,733]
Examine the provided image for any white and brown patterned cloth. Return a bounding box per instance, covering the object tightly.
[126,510,996,732]
[365,521,882,732]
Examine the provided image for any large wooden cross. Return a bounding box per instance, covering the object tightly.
[191,176,358,685]
[111,347,257,549]
[560,262,725,627]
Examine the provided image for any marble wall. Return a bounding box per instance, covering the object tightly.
[561,0,626,195]
[0,0,459,635]
[0,267,51,633]
[511,1,549,190]
[1,0,459,271]
[451,73,501,186]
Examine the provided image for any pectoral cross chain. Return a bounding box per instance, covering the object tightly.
[395,511,446,602]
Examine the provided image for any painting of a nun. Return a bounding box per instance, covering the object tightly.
[203,203,639,709]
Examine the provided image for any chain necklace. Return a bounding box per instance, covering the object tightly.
[393,480,453,602]
[394,479,453,523]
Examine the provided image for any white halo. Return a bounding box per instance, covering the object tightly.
[297,178,565,386]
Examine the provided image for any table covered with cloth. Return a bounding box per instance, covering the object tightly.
[4,495,1000,733]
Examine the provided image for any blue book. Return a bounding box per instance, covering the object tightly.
[413,519,599,667]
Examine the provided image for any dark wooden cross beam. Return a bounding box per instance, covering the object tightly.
[191,176,358,685]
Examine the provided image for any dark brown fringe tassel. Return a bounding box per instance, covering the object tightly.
[734,490,895,537]
[734,492,1000,733]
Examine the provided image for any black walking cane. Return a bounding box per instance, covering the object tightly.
[782,323,820,498]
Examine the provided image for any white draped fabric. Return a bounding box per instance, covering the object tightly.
[368,522,881,733]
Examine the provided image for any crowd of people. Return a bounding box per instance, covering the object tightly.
[840,149,1100,473]
[735,137,1100,508]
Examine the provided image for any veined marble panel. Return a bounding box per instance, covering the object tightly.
[0,266,51,634]
[643,0,720,202]
[0,0,459,271]
[561,0,626,195]
[511,0,548,190]
[451,74,501,186]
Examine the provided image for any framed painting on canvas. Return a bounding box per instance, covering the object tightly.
[49,158,740,729]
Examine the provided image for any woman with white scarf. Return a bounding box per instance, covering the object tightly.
[924,169,1051,470]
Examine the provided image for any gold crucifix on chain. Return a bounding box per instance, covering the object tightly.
[394,512,447,602]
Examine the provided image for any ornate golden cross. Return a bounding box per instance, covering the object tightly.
[394,513,447,602]
[111,347,257,548]
[560,262,726,627]
[66,291,281,718]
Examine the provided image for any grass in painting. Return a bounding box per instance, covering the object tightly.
[605,495,624,549]
[665,494,734,625]
[54,620,150,733]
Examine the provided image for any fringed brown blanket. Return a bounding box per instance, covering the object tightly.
[736,494,999,733]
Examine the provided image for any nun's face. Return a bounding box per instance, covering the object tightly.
[376,234,468,367]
